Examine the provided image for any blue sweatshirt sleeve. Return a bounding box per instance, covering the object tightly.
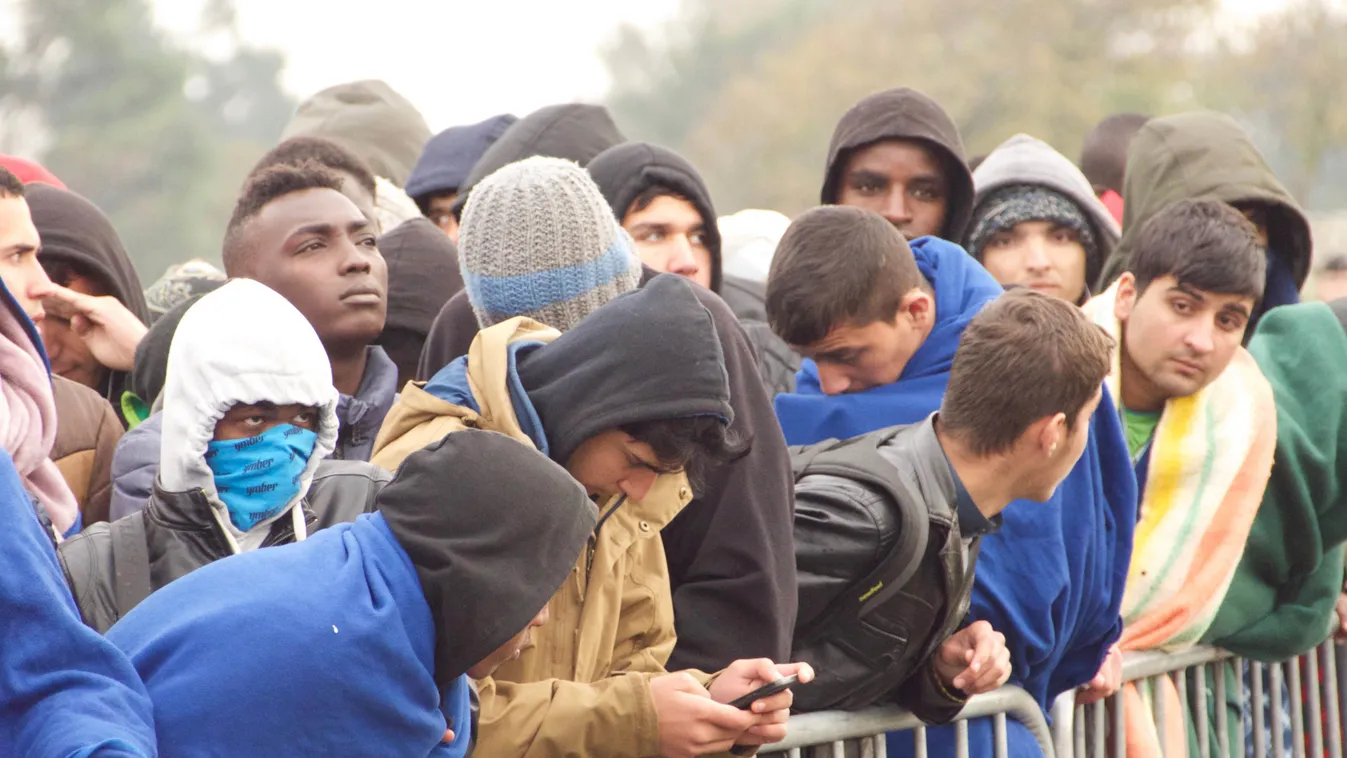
[0,449,157,757]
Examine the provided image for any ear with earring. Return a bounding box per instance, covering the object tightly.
[1049,443,1058,456]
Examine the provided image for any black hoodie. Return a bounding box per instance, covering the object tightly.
[26,183,150,410]
[821,87,975,242]
[450,103,626,218]
[587,142,725,295]
[417,268,798,673]
[376,217,463,389]
[586,142,799,394]
[517,274,734,468]
[379,429,598,691]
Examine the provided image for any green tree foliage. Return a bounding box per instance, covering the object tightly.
[0,0,294,281]
[605,0,1346,216]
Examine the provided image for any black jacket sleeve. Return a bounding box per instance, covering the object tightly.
[661,287,797,671]
[893,660,968,725]
[416,291,481,381]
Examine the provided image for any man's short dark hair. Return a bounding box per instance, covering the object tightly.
[413,190,455,217]
[222,162,344,276]
[0,167,25,199]
[620,416,747,494]
[1130,199,1265,301]
[252,136,377,197]
[629,185,687,216]
[767,205,925,346]
[941,289,1113,456]
[1080,113,1150,194]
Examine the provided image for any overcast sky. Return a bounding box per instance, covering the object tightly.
[152,0,681,131]
[145,0,1294,133]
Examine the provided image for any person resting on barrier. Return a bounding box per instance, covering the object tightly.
[770,204,1136,757]
[1080,198,1276,755]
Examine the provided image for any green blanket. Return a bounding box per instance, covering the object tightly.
[1203,302,1347,659]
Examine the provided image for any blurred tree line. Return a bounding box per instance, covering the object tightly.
[0,0,292,281]
[603,0,1347,219]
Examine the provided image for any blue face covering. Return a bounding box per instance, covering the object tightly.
[205,423,318,532]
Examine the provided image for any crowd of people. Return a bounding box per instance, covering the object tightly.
[3,76,1346,758]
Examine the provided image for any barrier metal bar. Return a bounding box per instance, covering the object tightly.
[764,686,1055,756]
[770,642,1347,758]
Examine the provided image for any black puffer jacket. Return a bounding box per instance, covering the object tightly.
[58,460,389,633]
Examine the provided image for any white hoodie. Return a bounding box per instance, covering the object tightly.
[158,279,339,554]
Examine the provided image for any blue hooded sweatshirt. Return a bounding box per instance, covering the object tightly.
[771,238,1136,757]
[106,513,472,758]
[0,446,156,757]
[774,236,1004,443]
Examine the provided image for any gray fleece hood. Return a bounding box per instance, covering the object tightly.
[970,133,1121,289]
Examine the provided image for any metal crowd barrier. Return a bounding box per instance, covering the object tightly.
[763,685,1055,757]
[763,641,1347,757]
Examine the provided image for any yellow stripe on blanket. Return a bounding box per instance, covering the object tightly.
[1082,282,1276,652]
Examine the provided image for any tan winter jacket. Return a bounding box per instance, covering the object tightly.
[372,317,702,757]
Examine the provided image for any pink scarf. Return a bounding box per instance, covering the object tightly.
[0,306,78,536]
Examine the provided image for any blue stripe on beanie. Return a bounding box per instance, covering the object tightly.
[462,239,638,320]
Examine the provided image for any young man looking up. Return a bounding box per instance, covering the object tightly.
[373,274,811,758]
[770,206,1137,757]
[111,164,399,512]
[822,88,975,242]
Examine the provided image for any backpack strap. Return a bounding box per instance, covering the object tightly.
[794,429,931,640]
[111,512,153,621]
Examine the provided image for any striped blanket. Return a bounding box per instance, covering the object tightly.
[1082,282,1276,755]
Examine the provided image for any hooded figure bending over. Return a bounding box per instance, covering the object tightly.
[107,430,600,758]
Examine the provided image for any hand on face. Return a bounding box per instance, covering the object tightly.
[41,283,147,372]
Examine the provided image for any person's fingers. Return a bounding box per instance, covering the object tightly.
[734,658,785,688]
[697,698,759,733]
[742,717,791,744]
[775,662,816,684]
[41,283,94,309]
[749,688,792,714]
[70,314,92,337]
[442,728,455,743]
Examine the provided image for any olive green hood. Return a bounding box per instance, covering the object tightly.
[1097,111,1311,293]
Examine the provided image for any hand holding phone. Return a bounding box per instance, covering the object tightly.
[728,674,800,710]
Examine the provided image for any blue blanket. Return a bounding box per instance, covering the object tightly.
[0,448,155,758]
[107,513,472,758]
[771,237,1136,757]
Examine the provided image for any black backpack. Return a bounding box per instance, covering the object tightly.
[789,425,971,713]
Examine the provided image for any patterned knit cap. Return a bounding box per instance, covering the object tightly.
[458,156,642,332]
[967,184,1099,265]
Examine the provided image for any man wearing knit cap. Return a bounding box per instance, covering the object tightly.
[823,87,975,242]
[406,114,518,242]
[374,274,810,757]
[967,134,1120,305]
[418,156,798,679]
